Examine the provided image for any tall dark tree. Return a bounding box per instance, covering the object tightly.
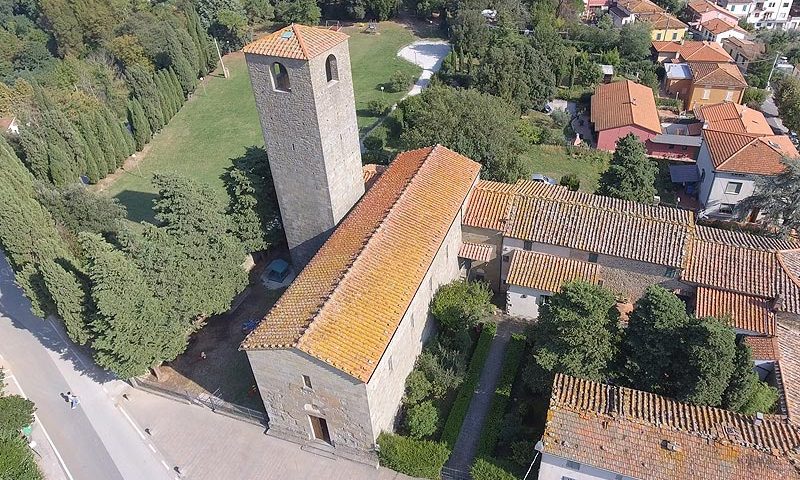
[126,66,165,132]
[39,259,93,345]
[723,340,778,414]
[596,133,657,203]
[92,110,118,174]
[127,98,151,151]
[677,317,737,406]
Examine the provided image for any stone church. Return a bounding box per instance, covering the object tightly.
[240,24,477,465]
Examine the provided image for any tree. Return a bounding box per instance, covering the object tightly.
[92,110,119,174]
[430,280,493,334]
[451,10,491,59]
[405,401,439,438]
[107,34,154,72]
[742,87,768,109]
[274,0,321,25]
[773,75,800,133]
[81,232,187,379]
[18,128,49,181]
[0,435,42,480]
[396,86,530,182]
[596,134,657,203]
[736,158,800,235]
[386,70,412,93]
[723,340,778,414]
[76,113,106,182]
[619,22,652,61]
[39,259,93,345]
[127,98,151,150]
[126,66,166,132]
[677,317,736,406]
[0,394,35,433]
[523,281,620,393]
[559,173,580,191]
[35,184,126,236]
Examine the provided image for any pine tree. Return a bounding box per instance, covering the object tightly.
[81,233,187,379]
[225,167,268,252]
[127,99,151,151]
[596,133,657,204]
[39,260,92,345]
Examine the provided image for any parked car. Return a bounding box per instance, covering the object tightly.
[530,173,557,185]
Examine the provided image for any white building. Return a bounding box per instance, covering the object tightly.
[747,0,794,28]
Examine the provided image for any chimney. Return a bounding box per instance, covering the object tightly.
[772,294,784,312]
[754,412,764,427]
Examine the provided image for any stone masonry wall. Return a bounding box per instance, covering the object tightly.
[462,225,503,292]
[365,211,463,436]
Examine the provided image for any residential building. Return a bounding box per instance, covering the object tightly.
[695,100,773,134]
[243,24,365,266]
[697,17,748,43]
[716,0,755,18]
[590,80,662,152]
[686,0,740,25]
[723,37,767,71]
[651,40,734,64]
[688,62,748,109]
[608,0,664,25]
[639,11,689,40]
[537,374,800,480]
[748,0,794,28]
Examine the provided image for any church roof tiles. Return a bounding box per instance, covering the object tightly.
[242,24,349,60]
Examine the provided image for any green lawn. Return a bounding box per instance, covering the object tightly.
[522,145,609,193]
[103,21,421,223]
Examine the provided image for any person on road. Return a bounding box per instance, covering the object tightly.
[67,392,80,409]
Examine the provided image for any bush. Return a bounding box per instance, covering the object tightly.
[416,350,463,398]
[404,369,432,405]
[431,280,492,334]
[475,334,527,459]
[743,87,768,109]
[406,401,440,438]
[0,395,35,433]
[364,134,385,153]
[366,98,392,116]
[471,458,517,480]
[539,127,566,146]
[386,70,413,93]
[377,432,450,479]
[549,109,571,128]
[441,322,497,447]
[559,173,580,191]
[0,435,42,480]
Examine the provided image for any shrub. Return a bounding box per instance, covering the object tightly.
[743,87,768,109]
[0,395,35,433]
[549,109,571,128]
[364,134,385,153]
[441,322,497,446]
[386,70,413,93]
[431,280,493,334]
[404,369,432,405]
[406,401,440,438]
[0,435,42,480]
[475,334,527,459]
[539,127,566,146]
[366,98,392,116]
[559,173,580,191]
[471,458,517,480]
[655,97,682,111]
[416,350,463,398]
[377,432,450,479]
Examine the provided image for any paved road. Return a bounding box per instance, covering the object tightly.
[397,40,451,97]
[0,254,173,480]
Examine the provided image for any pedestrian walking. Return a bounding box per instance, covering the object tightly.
[67,392,80,409]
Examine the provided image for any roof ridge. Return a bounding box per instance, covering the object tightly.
[718,135,765,169]
[777,250,800,290]
[291,23,310,59]
[527,191,689,226]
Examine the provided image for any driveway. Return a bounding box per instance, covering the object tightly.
[397,40,451,97]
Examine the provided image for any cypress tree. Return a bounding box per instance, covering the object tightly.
[185,5,211,74]
[153,70,175,120]
[168,69,185,108]
[18,128,49,181]
[128,99,151,151]
[103,106,135,158]
[165,32,197,93]
[126,66,165,133]
[39,260,93,345]
[77,113,105,182]
[46,143,74,186]
[92,110,118,174]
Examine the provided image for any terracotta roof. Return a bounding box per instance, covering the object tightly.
[695,102,773,135]
[778,323,800,422]
[745,335,780,361]
[702,130,798,175]
[506,250,600,292]
[590,80,662,134]
[723,37,765,60]
[242,24,349,60]
[695,225,798,251]
[701,17,745,35]
[653,40,733,63]
[458,242,494,262]
[362,164,386,190]
[240,145,481,382]
[689,61,747,88]
[639,11,688,29]
[685,238,783,297]
[543,374,800,480]
[695,286,776,335]
[462,180,556,231]
[505,185,693,268]
[616,0,664,13]
[0,116,15,130]
[687,0,737,17]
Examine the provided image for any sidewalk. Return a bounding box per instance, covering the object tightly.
[0,358,67,480]
[117,383,418,480]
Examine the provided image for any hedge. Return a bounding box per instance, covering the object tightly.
[470,458,517,480]
[475,333,527,459]
[440,322,498,447]
[376,432,450,479]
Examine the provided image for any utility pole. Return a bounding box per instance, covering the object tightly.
[766,50,781,90]
[214,38,229,79]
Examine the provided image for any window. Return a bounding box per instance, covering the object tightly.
[588,253,599,263]
[725,89,735,101]
[565,460,582,470]
[665,267,677,278]
[702,88,711,100]
[388,356,394,372]
[309,415,332,444]
[503,255,510,263]
[325,54,338,83]
[537,295,551,306]
[672,32,678,40]
[523,240,533,251]
[725,181,743,194]
[719,203,736,215]
[656,33,662,40]
[302,375,312,389]
[271,62,290,92]
[668,144,675,150]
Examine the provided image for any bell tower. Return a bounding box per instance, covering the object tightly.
[243,24,364,266]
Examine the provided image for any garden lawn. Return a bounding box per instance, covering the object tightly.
[522,145,609,193]
[103,22,421,223]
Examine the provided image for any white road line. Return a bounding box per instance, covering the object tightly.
[8,374,76,480]
[161,460,170,470]
[148,443,157,452]
[117,406,147,441]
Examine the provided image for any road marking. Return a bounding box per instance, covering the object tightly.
[161,460,170,470]
[117,406,147,441]
[8,374,76,480]
[149,443,157,452]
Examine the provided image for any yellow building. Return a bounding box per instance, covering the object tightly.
[665,62,748,110]
[639,12,689,41]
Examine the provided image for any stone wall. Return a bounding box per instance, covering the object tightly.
[366,211,463,436]
[462,225,503,292]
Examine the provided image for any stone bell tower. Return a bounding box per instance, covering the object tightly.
[243,24,364,266]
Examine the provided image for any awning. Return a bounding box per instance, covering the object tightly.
[458,242,494,263]
[669,164,700,183]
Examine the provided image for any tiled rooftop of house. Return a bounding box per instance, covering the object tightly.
[590,80,662,134]
[616,0,664,13]
[695,286,776,335]
[694,225,797,251]
[695,102,774,135]
[542,374,800,480]
[652,40,733,63]
[778,323,800,422]
[505,250,600,292]
[689,61,747,87]
[637,11,688,29]
[458,242,494,263]
[723,37,765,60]
[242,23,349,60]
[701,17,746,35]
[687,0,736,17]
[240,145,480,382]
[702,130,798,175]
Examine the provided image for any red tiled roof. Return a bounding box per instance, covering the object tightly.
[543,374,800,480]
[745,335,780,361]
[695,225,798,251]
[777,323,800,422]
[616,0,664,13]
[653,40,733,63]
[689,61,747,88]
[702,130,798,175]
[505,250,599,292]
[695,102,773,135]
[638,11,688,29]
[695,286,776,335]
[242,24,349,60]
[240,145,481,382]
[591,80,662,134]
[687,0,737,18]
[723,37,765,60]
[458,242,494,262]
[701,17,746,35]
[462,180,519,231]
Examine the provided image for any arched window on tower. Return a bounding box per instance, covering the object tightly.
[325,54,338,83]
[271,62,290,92]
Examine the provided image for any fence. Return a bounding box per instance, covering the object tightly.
[129,377,268,428]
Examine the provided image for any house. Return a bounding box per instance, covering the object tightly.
[695,100,773,135]
[723,37,766,71]
[747,0,794,29]
[698,17,748,43]
[609,0,663,25]
[537,374,800,480]
[638,11,689,40]
[0,116,19,135]
[651,40,734,64]
[686,0,740,27]
[664,62,694,101]
[590,80,662,152]
[684,62,748,109]
[717,0,756,18]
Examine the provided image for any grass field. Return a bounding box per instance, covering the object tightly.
[103,22,422,223]
[522,145,609,193]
